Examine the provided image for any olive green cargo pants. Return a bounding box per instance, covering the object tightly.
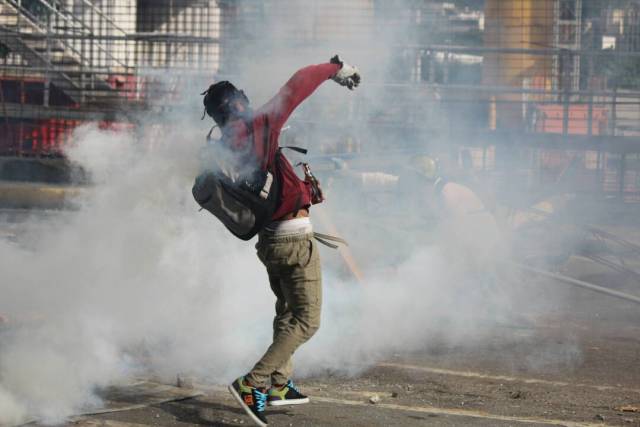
[246,231,322,388]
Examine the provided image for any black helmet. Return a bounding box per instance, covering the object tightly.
[201,81,249,126]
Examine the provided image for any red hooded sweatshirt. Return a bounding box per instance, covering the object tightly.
[222,62,340,220]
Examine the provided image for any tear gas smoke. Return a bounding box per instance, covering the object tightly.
[0,119,276,423]
[0,116,578,424]
[0,1,586,424]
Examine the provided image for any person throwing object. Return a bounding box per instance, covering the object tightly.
[201,55,360,426]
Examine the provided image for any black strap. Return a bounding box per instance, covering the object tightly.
[206,125,218,141]
[262,116,270,171]
[281,146,308,155]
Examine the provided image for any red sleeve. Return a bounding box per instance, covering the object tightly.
[258,63,341,131]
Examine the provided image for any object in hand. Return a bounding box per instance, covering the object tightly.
[330,55,361,90]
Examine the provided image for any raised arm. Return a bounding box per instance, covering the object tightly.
[259,56,360,131]
[259,63,339,131]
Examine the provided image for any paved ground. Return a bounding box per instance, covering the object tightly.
[53,275,640,427]
[2,208,639,427]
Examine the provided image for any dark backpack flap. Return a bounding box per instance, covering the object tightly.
[193,115,280,241]
[193,169,280,240]
[193,172,256,237]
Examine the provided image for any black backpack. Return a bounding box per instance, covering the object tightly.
[192,118,280,240]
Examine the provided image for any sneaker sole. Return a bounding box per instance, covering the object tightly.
[227,384,268,427]
[268,397,310,406]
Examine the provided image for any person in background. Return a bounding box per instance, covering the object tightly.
[331,155,508,299]
[395,155,513,320]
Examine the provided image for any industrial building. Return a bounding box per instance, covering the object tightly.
[1,0,640,200]
[2,4,640,425]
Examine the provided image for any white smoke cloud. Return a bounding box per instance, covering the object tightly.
[0,120,277,424]
[0,1,586,424]
[0,114,579,425]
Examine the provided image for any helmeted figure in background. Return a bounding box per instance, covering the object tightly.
[407,155,504,260]
[201,55,360,427]
[407,155,522,325]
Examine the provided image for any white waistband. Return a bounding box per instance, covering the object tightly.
[265,217,313,236]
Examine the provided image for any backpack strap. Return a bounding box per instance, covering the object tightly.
[313,232,348,249]
[261,116,271,171]
[281,146,308,155]
[206,125,218,141]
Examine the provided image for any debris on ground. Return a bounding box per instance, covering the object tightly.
[176,374,194,389]
[615,405,640,413]
[509,390,525,399]
[369,394,381,404]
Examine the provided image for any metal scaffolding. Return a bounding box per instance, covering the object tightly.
[1,0,640,201]
[0,0,221,155]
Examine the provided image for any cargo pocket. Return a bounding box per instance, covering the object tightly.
[296,239,314,268]
[297,239,321,283]
[262,241,296,269]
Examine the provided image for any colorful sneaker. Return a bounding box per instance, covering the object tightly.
[267,379,310,406]
[228,376,268,427]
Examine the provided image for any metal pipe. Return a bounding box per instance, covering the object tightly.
[77,0,128,36]
[6,0,129,69]
[587,92,593,137]
[512,262,640,305]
